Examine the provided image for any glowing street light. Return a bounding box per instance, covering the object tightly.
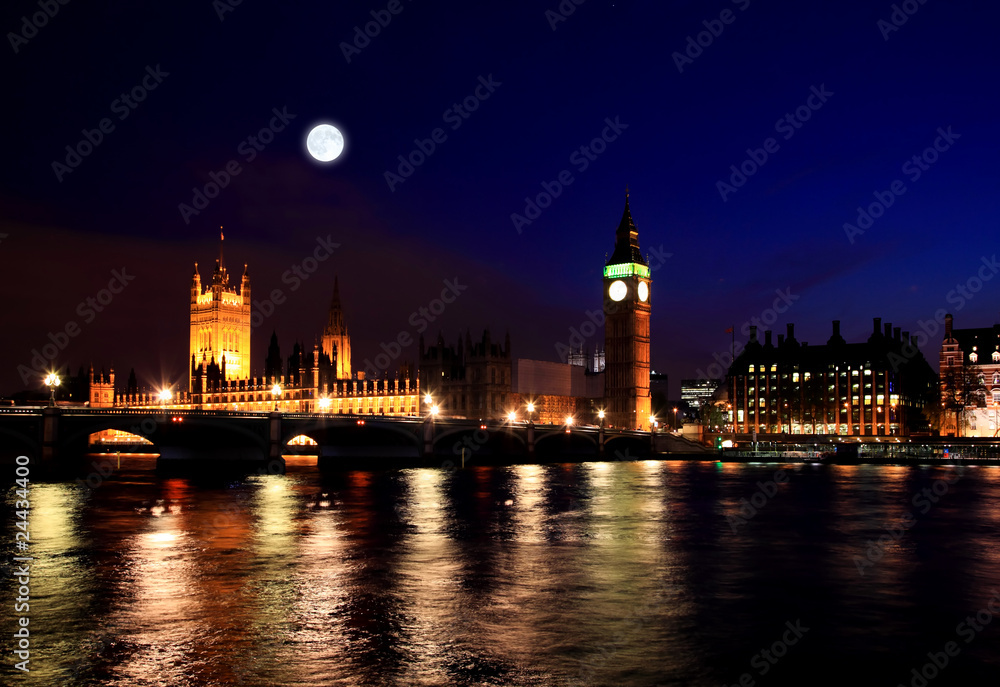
[271,383,282,412]
[44,372,60,407]
[526,402,535,424]
[565,416,574,426]
[318,397,331,412]
[159,388,173,413]
[672,407,678,430]
[598,409,605,429]
[430,404,440,417]
[424,393,433,405]
[507,411,517,423]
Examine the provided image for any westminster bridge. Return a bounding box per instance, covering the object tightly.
[0,407,707,473]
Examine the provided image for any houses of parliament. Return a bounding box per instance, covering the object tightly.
[85,197,656,430]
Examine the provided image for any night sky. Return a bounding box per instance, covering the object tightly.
[3,0,998,397]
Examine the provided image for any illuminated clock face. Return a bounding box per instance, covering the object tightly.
[609,280,627,302]
[638,281,649,302]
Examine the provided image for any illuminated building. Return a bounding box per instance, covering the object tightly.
[418,330,511,419]
[939,313,1000,437]
[603,191,652,430]
[681,378,719,409]
[728,319,936,437]
[321,276,352,380]
[106,238,419,415]
[189,233,251,389]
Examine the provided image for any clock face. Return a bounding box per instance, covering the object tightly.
[638,281,649,302]
[609,280,627,302]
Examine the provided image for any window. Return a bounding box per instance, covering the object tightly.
[970,352,979,363]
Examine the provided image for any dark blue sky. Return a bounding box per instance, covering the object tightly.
[2,0,998,396]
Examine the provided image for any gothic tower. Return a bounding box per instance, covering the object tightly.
[189,231,252,390]
[321,276,352,379]
[603,190,652,430]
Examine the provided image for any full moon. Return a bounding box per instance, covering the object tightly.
[306,124,344,162]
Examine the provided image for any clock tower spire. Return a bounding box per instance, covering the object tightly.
[603,190,652,430]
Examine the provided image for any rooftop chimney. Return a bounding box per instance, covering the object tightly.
[885,323,892,338]
[945,313,953,340]
[777,333,785,347]
[874,317,882,335]
[765,330,773,347]
[749,325,758,343]
[894,327,901,341]
[833,320,841,337]
[787,323,795,340]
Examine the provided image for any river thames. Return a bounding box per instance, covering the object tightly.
[4,457,1000,686]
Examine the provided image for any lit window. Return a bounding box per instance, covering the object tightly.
[749,365,755,372]
[993,350,1000,362]
[970,352,979,363]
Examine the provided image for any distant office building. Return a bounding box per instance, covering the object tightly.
[681,378,719,408]
[728,319,936,437]
[939,313,1000,437]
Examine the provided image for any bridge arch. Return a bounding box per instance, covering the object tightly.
[534,430,599,458]
[433,425,526,457]
[603,434,651,459]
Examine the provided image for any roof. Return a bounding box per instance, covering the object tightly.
[607,193,647,266]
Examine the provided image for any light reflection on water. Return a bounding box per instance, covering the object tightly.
[3,458,1000,686]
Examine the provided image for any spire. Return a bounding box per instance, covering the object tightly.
[608,187,645,266]
[325,276,345,333]
[219,227,225,273]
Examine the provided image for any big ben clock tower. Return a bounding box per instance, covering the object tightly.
[603,190,651,430]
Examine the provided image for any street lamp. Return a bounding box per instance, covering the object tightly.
[430,404,440,417]
[673,407,678,430]
[649,414,657,430]
[598,409,605,429]
[44,372,60,407]
[271,383,281,412]
[319,397,331,413]
[158,388,172,412]
[565,415,574,426]
[526,402,535,424]
[507,410,517,424]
